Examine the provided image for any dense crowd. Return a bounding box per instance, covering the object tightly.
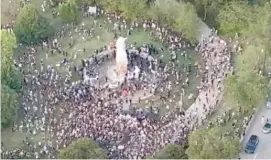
[1,5,234,159]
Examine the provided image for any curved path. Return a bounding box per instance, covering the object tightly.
[196,19,212,42]
[170,19,230,143]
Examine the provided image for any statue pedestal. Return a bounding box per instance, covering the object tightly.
[106,66,125,88]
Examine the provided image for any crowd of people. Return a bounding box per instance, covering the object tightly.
[2,4,233,159]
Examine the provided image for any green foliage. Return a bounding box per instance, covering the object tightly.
[185,0,225,27]
[98,0,198,42]
[149,0,198,42]
[75,0,96,6]
[0,30,21,129]
[1,84,19,129]
[119,0,149,21]
[1,29,22,92]
[51,0,65,5]
[100,0,122,13]
[14,4,53,45]
[0,30,17,58]
[1,59,22,92]
[149,0,179,26]
[57,138,108,159]
[187,128,240,159]
[155,144,188,159]
[236,44,266,72]
[59,0,81,24]
[225,43,268,109]
[173,2,198,43]
[217,1,256,35]
[225,70,268,109]
[245,2,271,47]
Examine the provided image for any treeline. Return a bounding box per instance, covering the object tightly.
[1,30,22,128]
[1,3,54,128]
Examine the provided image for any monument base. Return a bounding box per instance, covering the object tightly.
[106,66,125,88]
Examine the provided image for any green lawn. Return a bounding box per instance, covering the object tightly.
[1,128,25,148]
[1,0,21,25]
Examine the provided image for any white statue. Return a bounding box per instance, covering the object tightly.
[115,37,128,81]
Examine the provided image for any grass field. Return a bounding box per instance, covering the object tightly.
[1,0,21,25]
[1,0,200,151]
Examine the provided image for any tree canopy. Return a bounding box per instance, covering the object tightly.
[0,29,17,58]
[59,0,81,24]
[99,0,122,13]
[119,0,149,21]
[75,0,96,6]
[217,1,257,35]
[95,0,198,42]
[244,2,271,56]
[148,0,178,25]
[155,144,188,159]
[225,67,268,110]
[1,29,22,92]
[186,128,240,159]
[173,2,198,43]
[57,138,108,159]
[1,84,19,128]
[148,0,198,43]
[14,4,53,45]
[1,29,21,129]
[1,58,22,92]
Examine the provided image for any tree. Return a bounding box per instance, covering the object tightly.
[191,0,217,21]
[187,128,240,159]
[119,0,149,21]
[14,4,53,45]
[235,44,266,73]
[75,0,96,6]
[148,0,198,42]
[184,0,225,27]
[51,0,66,5]
[100,0,122,13]
[1,59,22,92]
[1,84,19,129]
[0,30,17,58]
[59,0,81,24]
[1,29,22,92]
[244,2,271,71]
[173,2,198,43]
[225,43,268,110]
[1,30,20,129]
[148,0,179,26]
[217,1,257,35]
[225,70,268,111]
[57,138,108,159]
[155,144,188,159]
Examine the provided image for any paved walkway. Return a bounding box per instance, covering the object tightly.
[196,19,212,42]
[185,41,227,127]
[240,106,271,159]
[169,20,230,142]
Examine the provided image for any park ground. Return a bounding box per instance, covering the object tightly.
[1,0,200,150]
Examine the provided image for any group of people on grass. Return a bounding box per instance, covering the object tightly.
[2,6,232,159]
